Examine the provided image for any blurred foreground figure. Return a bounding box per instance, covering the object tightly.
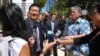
[0,3,30,56]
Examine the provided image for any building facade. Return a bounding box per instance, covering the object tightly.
[0,0,35,18]
[0,0,12,6]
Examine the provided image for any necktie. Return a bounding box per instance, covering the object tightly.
[51,21,54,32]
[36,23,41,51]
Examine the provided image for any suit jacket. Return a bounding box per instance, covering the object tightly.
[45,20,59,56]
[24,18,44,56]
[45,20,59,37]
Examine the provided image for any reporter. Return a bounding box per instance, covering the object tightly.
[0,3,30,56]
[56,3,100,56]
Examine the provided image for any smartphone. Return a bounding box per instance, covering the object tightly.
[47,30,54,43]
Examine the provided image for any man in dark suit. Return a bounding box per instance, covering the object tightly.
[45,14,59,34]
[24,4,45,56]
[45,14,59,56]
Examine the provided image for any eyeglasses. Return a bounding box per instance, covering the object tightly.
[91,12,100,16]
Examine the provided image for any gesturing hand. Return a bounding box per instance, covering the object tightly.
[40,39,56,56]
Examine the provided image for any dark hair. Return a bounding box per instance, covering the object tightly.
[93,3,100,14]
[0,3,30,40]
[29,3,40,12]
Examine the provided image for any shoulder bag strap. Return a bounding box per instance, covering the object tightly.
[89,31,100,42]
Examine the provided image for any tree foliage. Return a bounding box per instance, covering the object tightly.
[66,0,100,10]
[38,0,100,15]
[51,0,69,15]
[38,0,69,15]
[39,0,46,8]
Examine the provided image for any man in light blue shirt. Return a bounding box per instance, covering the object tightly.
[63,6,91,56]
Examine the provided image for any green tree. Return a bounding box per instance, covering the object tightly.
[51,0,69,16]
[38,0,69,15]
[39,0,46,8]
[66,0,100,10]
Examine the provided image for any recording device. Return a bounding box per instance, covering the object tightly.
[55,30,62,37]
[47,30,54,43]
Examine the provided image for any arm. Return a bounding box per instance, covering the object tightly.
[40,40,56,56]
[65,34,86,39]
[18,43,30,56]
[56,38,74,45]
[57,28,98,45]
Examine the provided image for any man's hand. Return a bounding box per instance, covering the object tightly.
[56,37,73,45]
[64,36,74,39]
[56,38,62,44]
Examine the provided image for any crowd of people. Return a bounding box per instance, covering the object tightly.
[0,2,100,56]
